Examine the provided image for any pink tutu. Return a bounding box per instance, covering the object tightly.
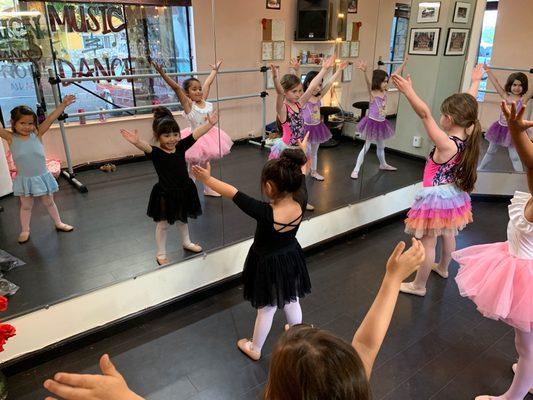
[453,241,533,332]
[485,121,512,148]
[357,117,395,141]
[181,126,233,164]
[305,122,332,144]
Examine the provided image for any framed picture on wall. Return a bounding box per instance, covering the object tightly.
[408,28,440,55]
[347,0,358,13]
[444,28,469,55]
[416,2,440,23]
[342,63,353,82]
[266,0,281,10]
[453,2,471,23]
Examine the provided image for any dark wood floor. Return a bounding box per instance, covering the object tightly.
[8,199,532,400]
[0,140,424,319]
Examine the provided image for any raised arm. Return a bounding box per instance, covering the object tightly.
[320,61,348,97]
[352,238,424,378]
[391,55,408,76]
[192,111,218,140]
[271,64,287,123]
[120,129,152,153]
[152,61,192,114]
[38,95,76,136]
[202,60,222,100]
[391,74,455,152]
[467,64,485,98]
[502,101,533,194]
[522,73,533,105]
[356,60,372,98]
[484,64,508,99]
[289,58,301,79]
[0,123,13,144]
[299,55,335,106]
[192,163,237,199]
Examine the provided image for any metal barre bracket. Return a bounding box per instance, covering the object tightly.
[57,113,68,121]
[260,66,269,73]
[260,91,268,98]
[48,76,61,85]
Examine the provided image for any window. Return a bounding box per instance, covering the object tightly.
[476,1,498,101]
[388,3,410,75]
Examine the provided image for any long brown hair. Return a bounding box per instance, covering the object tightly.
[440,93,481,193]
[264,325,371,400]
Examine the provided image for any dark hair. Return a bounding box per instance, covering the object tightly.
[10,106,38,134]
[302,71,320,94]
[261,148,307,198]
[504,72,528,96]
[264,325,371,400]
[152,106,180,141]
[280,74,302,92]
[371,69,389,91]
[183,77,201,94]
[440,93,481,193]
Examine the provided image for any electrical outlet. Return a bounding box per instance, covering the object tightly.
[412,136,422,148]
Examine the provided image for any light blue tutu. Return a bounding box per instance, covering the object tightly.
[13,171,58,197]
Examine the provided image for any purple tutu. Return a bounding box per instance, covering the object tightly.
[181,126,233,164]
[485,121,512,148]
[357,117,395,141]
[305,122,332,144]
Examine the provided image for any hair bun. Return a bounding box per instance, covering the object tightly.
[279,148,307,167]
[153,106,173,121]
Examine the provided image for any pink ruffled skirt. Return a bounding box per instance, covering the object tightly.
[180,126,233,164]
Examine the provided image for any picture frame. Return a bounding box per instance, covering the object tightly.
[453,1,471,23]
[416,1,440,23]
[261,41,273,61]
[408,28,440,56]
[349,41,359,57]
[266,0,281,10]
[444,28,469,56]
[347,0,358,13]
[272,41,285,60]
[340,41,350,58]
[342,63,353,82]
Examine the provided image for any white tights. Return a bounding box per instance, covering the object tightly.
[479,142,523,172]
[307,142,320,172]
[155,220,193,258]
[413,234,456,289]
[251,298,302,353]
[19,195,63,232]
[353,139,388,173]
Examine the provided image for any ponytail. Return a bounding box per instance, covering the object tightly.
[455,119,481,193]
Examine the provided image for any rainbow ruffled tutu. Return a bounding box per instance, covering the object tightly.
[453,242,533,332]
[357,117,395,141]
[180,126,233,164]
[405,183,472,238]
[268,139,310,160]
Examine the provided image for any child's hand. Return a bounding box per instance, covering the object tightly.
[297,132,309,152]
[211,60,222,71]
[191,164,211,182]
[61,95,76,107]
[322,54,335,69]
[471,64,485,82]
[391,74,412,93]
[483,63,491,72]
[120,129,139,144]
[151,61,164,73]
[356,60,367,71]
[339,60,349,70]
[270,64,279,79]
[289,58,301,71]
[502,101,533,133]
[385,238,425,283]
[207,111,218,126]
[43,354,143,400]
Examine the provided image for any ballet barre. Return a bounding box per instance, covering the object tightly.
[377,59,404,66]
[485,65,533,74]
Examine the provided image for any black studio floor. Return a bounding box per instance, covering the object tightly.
[0,140,424,319]
[9,199,532,400]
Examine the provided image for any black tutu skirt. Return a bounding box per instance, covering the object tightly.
[243,243,311,309]
[147,182,202,224]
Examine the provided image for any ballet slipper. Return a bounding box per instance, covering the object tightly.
[379,164,397,171]
[18,231,30,244]
[284,324,290,332]
[512,363,533,394]
[237,338,261,361]
[350,170,359,179]
[431,263,449,279]
[310,171,324,181]
[474,396,494,400]
[400,282,426,297]
[156,256,169,266]
[306,203,315,211]
[55,223,74,232]
[183,243,203,253]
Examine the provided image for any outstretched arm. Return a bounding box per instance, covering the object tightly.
[202,60,222,100]
[271,64,287,123]
[152,61,192,114]
[289,58,301,79]
[38,95,76,136]
[353,239,424,378]
[320,61,348,98]
[467,64,485,97]
[502,101,533,194]
[192,163,237,199]
[0,123,12,144]
[391,74,455,153]
[391,55,408,76]
[484,64,508,99]
[299,55,335,106]
[120,129,152,153]
[356,60,372,99]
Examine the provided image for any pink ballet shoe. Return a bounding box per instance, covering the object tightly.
[55,223,74,232]
[350,170,359,179]
[512,363,533,394]
[237,338,261,361]
[183,243,203,253]
[18,231,30,244]
[431,263,449,279]
[475,396,494,400]
[400,282,426,297]
[379,164,397,171]
[306,203,315,211]
[310,171,324,181]
[156,256,169,266]
[284,324,290,332]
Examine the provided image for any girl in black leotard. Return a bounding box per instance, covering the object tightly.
[192,136,311,361]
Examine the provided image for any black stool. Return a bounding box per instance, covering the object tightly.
[352,101,369,121]
[319,106,342,147]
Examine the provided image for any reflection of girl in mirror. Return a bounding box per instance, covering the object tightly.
[453,101,533,400]
[300,61,348,181]
[43,239,425,400]
[0,97,76,244]
[192,136,311,361]
[478,66,533,172]
[120,107,218,265]
[391,64,484,297]
[350,59,407,179]
[151,60,233,197]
